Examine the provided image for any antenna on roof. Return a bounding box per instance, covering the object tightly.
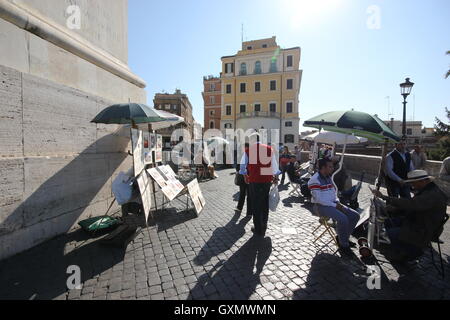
[386,96,392,119]
[241,23,244,43]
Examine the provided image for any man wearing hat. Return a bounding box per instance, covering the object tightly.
[372,170,448,262]
[240,132,280,237]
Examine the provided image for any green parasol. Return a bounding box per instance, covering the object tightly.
[303,110,400,143]
[91,103,166,125]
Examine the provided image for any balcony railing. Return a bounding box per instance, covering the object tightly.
[236,111,281,119]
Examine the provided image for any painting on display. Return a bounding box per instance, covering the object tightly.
[143,131,153,164]
[155,134,163,163]
[149,133,157,152]
[187,179,206,214]
[136,170,152,225]
[131,128,145,177]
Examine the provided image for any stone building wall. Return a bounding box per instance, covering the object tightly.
[0,0,147,260]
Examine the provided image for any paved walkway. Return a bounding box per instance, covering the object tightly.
[0,168,449,300]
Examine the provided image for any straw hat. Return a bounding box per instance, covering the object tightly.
[404,170,434,183]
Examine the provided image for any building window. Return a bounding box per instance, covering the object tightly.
[287,79,293,90]
[254,61,262,74]
[210,83,215,91]
[225,63,234,74]
[239,63,247,76]
[226,105,232,115]
[210,121,215,129]
[270,80,276,91]
[247,46,252,50]
[240,83,246,93]
[286,102,293,113]
[240,104,246,113]
[285,134,294,143]
[224,123,232,129]
[287,55,293,67]
[255,81,261,92]
[269,103,276,113]
[285,121,293,127]
[262,44,267,48]
[407,128,412,135]
[254,104,261,112]
[226,84,232,94]
[210,96,215,104]
[270,58,277,73]
[210,110,215,116]
[165,104,170,110]
[172,104,177,110]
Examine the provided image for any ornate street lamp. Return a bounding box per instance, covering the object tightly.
[399,77,414,140]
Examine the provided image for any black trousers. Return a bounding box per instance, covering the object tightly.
[248,182,271,235]
[237,183,248,212]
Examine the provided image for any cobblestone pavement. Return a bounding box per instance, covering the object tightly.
[0,168,449,300]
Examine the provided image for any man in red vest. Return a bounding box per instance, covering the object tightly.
[239,133,280,236]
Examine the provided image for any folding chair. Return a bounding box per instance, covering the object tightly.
[287,173,302,197]
[430,214,449,278]
[311,205,339,247]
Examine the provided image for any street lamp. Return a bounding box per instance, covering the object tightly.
[399,77,414,140]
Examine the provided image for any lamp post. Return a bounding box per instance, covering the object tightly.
[399,77,414,140]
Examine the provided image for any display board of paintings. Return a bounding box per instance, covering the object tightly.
[131,128,145,177]
[157,165,185,195]
[147,167,178,201]
[187,179,206,214]
[136,170,152,224]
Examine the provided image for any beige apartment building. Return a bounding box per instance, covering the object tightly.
[220,36,302,149]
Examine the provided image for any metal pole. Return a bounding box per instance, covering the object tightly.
[402,95,407,140]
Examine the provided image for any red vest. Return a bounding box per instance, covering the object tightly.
[245,143,273,183]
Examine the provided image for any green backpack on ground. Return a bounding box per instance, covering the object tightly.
[78,216,121,234]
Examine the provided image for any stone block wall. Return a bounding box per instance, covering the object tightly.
[0,64,135,260]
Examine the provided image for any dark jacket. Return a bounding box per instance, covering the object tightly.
[386,182,448,249]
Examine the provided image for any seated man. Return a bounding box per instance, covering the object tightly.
[308,158,360,256]
[372,170,447,262]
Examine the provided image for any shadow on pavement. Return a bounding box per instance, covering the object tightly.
[0,229,127,300]
[193,212,251,265]
[189,236,272,300]
[292,252,369,300]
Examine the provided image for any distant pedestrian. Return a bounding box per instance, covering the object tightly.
[235,143,251,216]
[279,146,291,185]
[240,133,280,237]
[411,145,427,170]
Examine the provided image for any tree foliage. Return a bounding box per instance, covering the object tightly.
[429,107,450,160]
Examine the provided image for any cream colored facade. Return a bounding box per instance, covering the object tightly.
[220,36,302,149]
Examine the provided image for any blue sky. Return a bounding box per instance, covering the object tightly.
[128,0,450,132]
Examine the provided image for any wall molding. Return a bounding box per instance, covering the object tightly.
[0,0,146,88]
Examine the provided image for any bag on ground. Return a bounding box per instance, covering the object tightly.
[269,184,280,212]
